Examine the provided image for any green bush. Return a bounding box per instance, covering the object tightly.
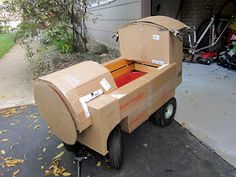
[43,25,73,53]
[16,21,37,40]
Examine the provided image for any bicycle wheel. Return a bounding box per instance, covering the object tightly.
[216,0,236,19]
[196,0,236,51]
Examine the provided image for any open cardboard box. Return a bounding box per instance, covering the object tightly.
[34,16,186,165]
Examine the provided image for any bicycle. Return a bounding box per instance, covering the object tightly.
[186,0,236,64]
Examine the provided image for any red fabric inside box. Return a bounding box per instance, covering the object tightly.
[115,71,146,88]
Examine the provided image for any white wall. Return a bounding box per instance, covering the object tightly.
[86,0,143,47]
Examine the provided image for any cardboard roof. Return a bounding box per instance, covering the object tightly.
[119,16,187,32]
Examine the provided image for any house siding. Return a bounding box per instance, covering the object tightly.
[86,0,143,47]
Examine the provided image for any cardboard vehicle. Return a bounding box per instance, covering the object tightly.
[34,16,187,168]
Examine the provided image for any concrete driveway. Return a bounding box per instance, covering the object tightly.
[175,63,236,167]
[0,105,235,177]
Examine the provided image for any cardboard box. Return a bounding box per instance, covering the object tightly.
[34,16,186,154]
[118,16,186,86]
[34,61,117,141]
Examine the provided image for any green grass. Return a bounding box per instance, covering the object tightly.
[0,33,16,59]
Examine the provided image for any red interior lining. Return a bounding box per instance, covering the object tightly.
[114,71,146,88]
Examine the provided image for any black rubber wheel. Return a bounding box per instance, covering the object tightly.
[63,142,82,152]
[151,97,177,127]
[108,127,123,169]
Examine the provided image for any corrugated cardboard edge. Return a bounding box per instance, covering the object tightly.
[119,15,187,32]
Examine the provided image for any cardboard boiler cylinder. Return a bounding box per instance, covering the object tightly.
[34,16,186,155]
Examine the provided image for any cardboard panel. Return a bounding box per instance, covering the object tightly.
[78,94,121,155]
[35,61,117,133]
[137,16,187,31]
[142,64,177,115]
[118,16,185,66]
[118,64,177,133]
[134,63,157,72]
[118,24,143,61]
[110,77,149,120]
[34,82,77,145]
[142,25,170,64]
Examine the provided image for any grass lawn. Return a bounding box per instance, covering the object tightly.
[0,33,16,59]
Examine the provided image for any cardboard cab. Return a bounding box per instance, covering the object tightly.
[34,16,187,168]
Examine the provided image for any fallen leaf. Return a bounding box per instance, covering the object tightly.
[96,161,101,167]
[12,169,20,177]
[37,157,43,160]
[181,122,186,128]
[45,160,71,176]
[29,113,39,119]
[43,148,46,152]
[33,124,40,130]
[1,150,6,155]
[10,142,19,150]
[62,172,71,176]
[52,151,65,160]
[0,139,8,143]
[0,108,22,118]
[57,143,64,149]
[45,137,50,140]
[3,157,24,167]
[41,165,45,170]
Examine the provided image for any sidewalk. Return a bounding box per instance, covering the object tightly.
[0,45,34,109]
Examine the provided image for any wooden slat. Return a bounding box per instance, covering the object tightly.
[135,61,160,68]
[112,64,135,78]
[103,58,134,72]
[134,63,156,73]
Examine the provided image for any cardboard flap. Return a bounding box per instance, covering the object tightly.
[119,16,186,32]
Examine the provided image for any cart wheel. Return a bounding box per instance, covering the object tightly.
[63,142,82,152]
[151,97,177,127]
[108,127,123,169]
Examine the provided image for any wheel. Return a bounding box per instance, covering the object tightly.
[196,57,201,63]
[108,127,123,169]
[206,59,211,65]
[63,142,82,152]
[151,97,177,127]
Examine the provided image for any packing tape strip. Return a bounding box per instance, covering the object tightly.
[79,89,103,118]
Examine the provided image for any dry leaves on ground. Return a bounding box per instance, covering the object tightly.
[3,157,24,167]
[0,130,7,135]
[29,113,39,119]
[57,143,64,149]
[0,108,22,118]
[33,124,40,130]
[12,169,20,177]
[53,151,65,160]
[0,139,8,143]
[45,160,71,176]
[96,161,101,167]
